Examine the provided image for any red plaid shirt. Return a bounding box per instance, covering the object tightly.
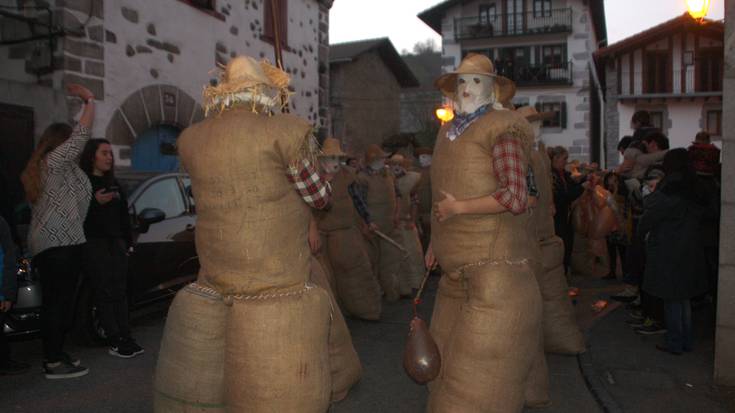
[490,134,528,215]
[286,159,331,209]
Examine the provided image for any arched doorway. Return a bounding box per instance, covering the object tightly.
[131,124,182,172]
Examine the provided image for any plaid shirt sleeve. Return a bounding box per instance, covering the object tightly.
[286,158,331,210]
[348,182,372,224]
[491,134,528,215]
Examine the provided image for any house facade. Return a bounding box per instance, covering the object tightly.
[595,13,724,167]
[329,38,418,156]
[418,0,607,162]
[0,0,333,201]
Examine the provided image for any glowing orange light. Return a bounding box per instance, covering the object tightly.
[592,300,609,313]
[435,107,454,123]
[687,0,711,21]
[568,287,580,298]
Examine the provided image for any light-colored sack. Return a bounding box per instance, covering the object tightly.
[224,283,332,413]
[310,257,362,402]
[154,284,226,413]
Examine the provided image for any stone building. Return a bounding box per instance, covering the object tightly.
[399,50,444,148]
[329,37,419,156]
[418,0,607,163]
[595,13,724,167]
[0,0,333,199]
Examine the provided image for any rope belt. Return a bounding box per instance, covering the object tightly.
[185,282,316,306]
[447,258,530,279]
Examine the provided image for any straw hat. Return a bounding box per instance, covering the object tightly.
[203,55,291,114]
[388,154,405,165]
[320,137,347,158]
[365,144,388,164]
[516,105,555,123]
[435,53,516,105]
[415,147,433,156]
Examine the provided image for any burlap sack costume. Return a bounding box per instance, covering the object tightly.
[518,106,586,356]
[314,139,382,320]
[154,56,331,413]
[357,145,408,300]
[571,185,613,277]
[427,54,542,413]
[415,147,433,249]
[390,155,426,290]
[310,256,362,402]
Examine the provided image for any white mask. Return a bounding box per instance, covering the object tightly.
[370,160,385,171]
[320,157,340,174]
[455,74,495,115]
[418,154,432,167]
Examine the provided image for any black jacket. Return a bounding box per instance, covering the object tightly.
[0,216,18,302]
[639,174,709,300]
[83,175,133,247]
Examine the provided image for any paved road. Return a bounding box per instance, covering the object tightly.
[3,276,601,412]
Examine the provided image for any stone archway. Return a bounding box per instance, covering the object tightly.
[105,84,203,166]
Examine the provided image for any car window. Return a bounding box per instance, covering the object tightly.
[181,177,195,209]
[134,178,186,219]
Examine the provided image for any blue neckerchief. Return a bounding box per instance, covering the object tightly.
[447,104,490,141]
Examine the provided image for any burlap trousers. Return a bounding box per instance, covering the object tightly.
[367,228,408,301]
[154,282,331,413]
[428,262,542,413]
[398,222,425,290]
[324,227,382,320]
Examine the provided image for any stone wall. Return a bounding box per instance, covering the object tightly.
[330,50,402,157]
[714,0,735,387]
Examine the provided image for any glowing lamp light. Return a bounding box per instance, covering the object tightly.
[687,0,711,21]
[435,107,454,123]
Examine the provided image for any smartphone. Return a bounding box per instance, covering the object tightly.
[106,185,120,198]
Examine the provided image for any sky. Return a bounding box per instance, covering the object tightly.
[329,0,725,53]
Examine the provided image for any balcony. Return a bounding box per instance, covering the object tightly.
[454,8,572,41]
[496,61,573,86]
[617,71,723,100]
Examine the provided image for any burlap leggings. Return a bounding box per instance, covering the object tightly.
[428,263,542,413]
[154,282,332,413]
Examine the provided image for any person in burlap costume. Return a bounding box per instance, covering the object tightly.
[415,147,433,251]
[154,56,333,413]
[388,154,425,290]
[424,53,543,413]
[312,138,383,320]
[357,144,409,301]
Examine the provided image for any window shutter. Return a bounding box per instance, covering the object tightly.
[535,102,541,112]
[560,101,567,129]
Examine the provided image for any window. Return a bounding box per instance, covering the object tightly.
[645,52,669,93]
[181,177,195,211]
[264,0,288,48]
[541,45,564,67]
[479,3,497,24]
[533,0,552,17]
[698,50,723,92]
[537,101,567,129]
[134,178,186,220]
[649,111,664,130]
[706,110,722,136]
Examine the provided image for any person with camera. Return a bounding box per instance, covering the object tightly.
[79,139,142,358]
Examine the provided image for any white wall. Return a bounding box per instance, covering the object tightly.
[98,0,322,138]
[617,101,716,150]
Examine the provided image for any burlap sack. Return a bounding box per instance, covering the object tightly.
[540,236,565,272]
[537,263,586,355]
[524,341,551,408]
[427,263,542,413]
[374,230,403,301]
[325,227,382,320]
[224,283,331,412]
[571,233,609,277]
[398,225,424,290]
[427,275,466,393]
[311,258,362,402]
[530,149,556,242]
[154,285,226,413]
[316,236,338,299]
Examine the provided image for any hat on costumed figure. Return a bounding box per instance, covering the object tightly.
[435,53,517,105]
[365,144,389,164]
[320,138,348,158]
[203,55,291,116]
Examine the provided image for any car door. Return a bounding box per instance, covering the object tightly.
[175,176,198,281]
[128,176,192,298]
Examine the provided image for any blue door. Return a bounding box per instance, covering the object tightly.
[131,125,181,172]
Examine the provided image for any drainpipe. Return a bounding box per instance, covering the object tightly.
[588,59,606,169]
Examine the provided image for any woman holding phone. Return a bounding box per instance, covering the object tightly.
[79,139,143,358]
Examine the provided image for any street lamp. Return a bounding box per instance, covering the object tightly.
[435,106,454,123]
[686,0,711,21]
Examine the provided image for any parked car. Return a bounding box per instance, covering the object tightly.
[4,171,199,342]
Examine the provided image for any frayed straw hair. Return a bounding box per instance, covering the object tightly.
[202,56,291,116]
[21,123,73,203]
